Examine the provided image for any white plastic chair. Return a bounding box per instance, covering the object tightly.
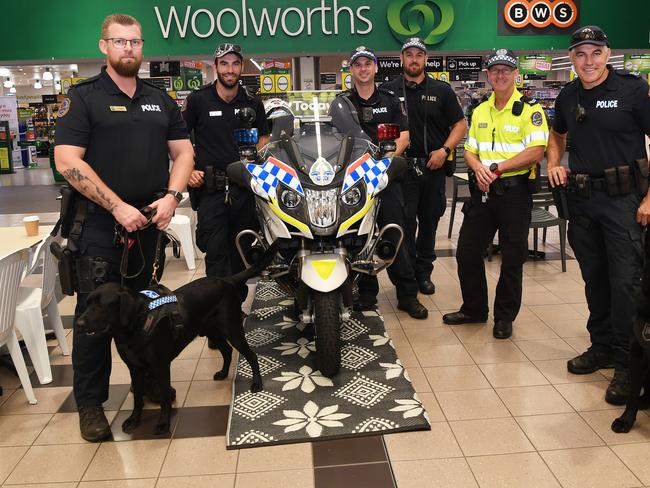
[167,214,196,270]
[0,249,37,404]
[15,235,70,385]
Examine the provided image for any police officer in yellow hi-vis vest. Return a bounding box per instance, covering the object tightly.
[443,49,549,339]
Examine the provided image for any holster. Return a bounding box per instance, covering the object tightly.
[604,165,633,197]
[551,186,570,220]
[490,177,505,196]
[444,150,456,177]
[188,187,201,211]
[634,158,649,196]
[50,241,76,296]
[527,164,541,194]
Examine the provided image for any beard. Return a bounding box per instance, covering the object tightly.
[110,56,141,77]
[217,71,240,88]
[403,63,425,79]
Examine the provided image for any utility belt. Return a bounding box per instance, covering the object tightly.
[567,159,649,199]
[204,165,229,193]
[406,152,456,177]
[469,172,531,197]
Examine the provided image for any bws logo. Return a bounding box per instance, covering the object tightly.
[504,0,577,29]
[387,0,454,46]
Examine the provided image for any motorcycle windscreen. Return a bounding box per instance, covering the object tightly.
[300,254,348,292]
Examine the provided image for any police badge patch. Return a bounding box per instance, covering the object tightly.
[57,97,71,118]
[531,111,543,127]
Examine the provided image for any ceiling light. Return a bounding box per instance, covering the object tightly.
[0,68,9,77]
[250,58,262,71]
[9,86,15,93]
[43,68,53,80]
[552,55,569,61]
[54,73,60,82]
[34,79,42,89]
[3,77,12,88]
[55,81,61,91]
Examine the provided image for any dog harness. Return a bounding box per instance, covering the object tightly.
[139,287,184,337]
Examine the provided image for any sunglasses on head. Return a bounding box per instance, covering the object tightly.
[215,43,242,57]
[571,28,608,46]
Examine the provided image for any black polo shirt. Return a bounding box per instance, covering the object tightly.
[381,75,465,157]
[183,83,269,172]
[343,87,408,145]
[553,66,650,175]
[54,66,188,203]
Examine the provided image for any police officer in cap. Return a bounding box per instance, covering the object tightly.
[442,49,548,339]
[547,26,650,404]
[54,13,194,441]
[339,46,427,319]
[381,37,467,295]
[183,43,269,305]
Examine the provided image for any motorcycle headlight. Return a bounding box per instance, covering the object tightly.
[280,187,302,208]
[341,187,362,206]
[305,188,338,228]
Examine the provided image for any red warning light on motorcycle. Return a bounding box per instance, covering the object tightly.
[504,0,577,29]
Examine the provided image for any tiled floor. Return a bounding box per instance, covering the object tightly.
[2,172,650,487]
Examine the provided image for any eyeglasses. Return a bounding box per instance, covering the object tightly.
[571,28,608,46]
[104,38,144,49]
[488,67,515,76]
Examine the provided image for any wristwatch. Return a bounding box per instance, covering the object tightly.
[165,189,183,204]
[489,163,502,176]
[442,145,451,156]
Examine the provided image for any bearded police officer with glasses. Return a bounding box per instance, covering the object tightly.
[183,43,269,308]
[381,37,467,296]
[442,49,548,339]
[547,26,650,405]
[54,14,194,441]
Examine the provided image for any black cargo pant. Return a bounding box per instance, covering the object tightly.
[195,185,258,302]
[567,190,642,371]
[401,165,447,282]
[72,213,164,407]
[357,182,419,302]
[456,184,532,322]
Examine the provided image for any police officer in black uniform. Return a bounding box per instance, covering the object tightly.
[381,37,467,295]
[54,14,194,441]
[183,43,269,304]
[547,25,650,405]
[339,46,427,319]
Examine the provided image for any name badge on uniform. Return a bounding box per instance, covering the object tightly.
[110,106,127,112]
[209,110,222,117]
[478,122,488,128]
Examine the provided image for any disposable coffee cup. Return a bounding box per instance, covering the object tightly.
[23,215,39,236]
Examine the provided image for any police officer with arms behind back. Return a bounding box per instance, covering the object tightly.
[381,37,467,295]
[338,46,428,319]
[183,43,269,307]
[54,13,194,442]
[442,49,548,339]
[547,26,650,405]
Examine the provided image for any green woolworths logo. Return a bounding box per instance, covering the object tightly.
[387,0,455,46]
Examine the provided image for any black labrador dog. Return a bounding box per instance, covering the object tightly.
[77,243,277,435]
[612,233,650,433]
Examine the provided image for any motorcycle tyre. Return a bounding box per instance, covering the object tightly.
[314,290,341,378]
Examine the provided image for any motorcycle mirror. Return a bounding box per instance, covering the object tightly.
[238,107,257,128]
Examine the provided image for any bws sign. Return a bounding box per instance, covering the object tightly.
[498,0,579,35]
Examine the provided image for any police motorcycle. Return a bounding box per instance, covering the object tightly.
[227,93,407,377]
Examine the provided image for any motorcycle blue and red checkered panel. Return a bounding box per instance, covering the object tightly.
[342,153,391,196]
[246,158,305,200]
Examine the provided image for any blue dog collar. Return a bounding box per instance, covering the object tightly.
[141,290,161,299]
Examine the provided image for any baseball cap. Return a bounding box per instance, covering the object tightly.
[569,25,609,50]
[214,43,243,59]
[401,37,427,54]
[485,49,518,69]
[349,46,377,64]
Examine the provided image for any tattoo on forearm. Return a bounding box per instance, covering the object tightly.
[62,168,116,212]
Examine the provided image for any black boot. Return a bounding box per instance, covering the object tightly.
[78,406,112,442]
[567,349,614,375]
[605,370,630,406]
[397,298,428,319]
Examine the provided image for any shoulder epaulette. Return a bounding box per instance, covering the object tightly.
[614,69,640,79]
[379,86,397,97]
[140,78,164,90]
[68,74,100,90]
[336,90,352,98]
[520,95,540,106]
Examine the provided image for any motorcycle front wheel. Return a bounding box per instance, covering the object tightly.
[313,290,342,377]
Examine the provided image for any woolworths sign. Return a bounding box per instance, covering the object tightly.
[1,0,647,61]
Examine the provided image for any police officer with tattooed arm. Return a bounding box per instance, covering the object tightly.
[54,14,193,442]
[547,26,650,405]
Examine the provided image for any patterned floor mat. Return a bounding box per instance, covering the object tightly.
[226,279,431,449]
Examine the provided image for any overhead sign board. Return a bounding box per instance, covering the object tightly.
[446,56,482,72]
